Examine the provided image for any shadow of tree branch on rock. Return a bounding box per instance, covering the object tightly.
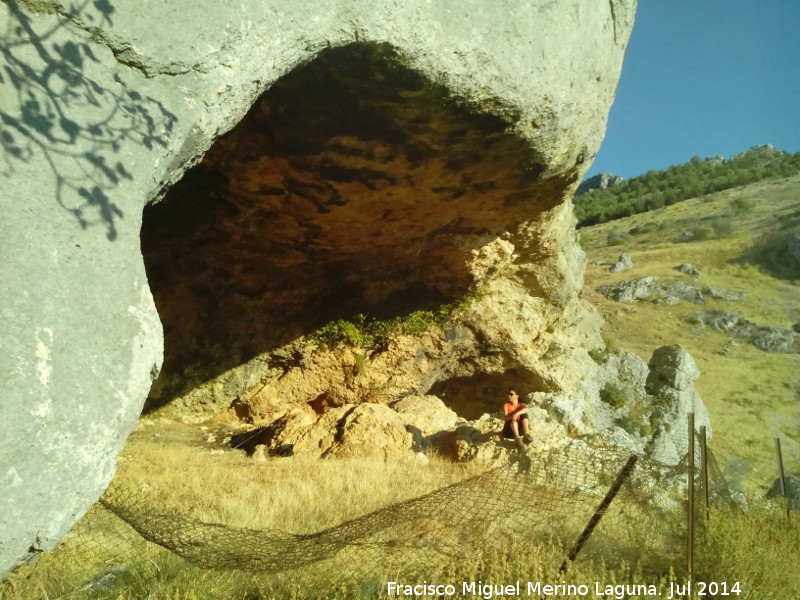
[0,0,177,240]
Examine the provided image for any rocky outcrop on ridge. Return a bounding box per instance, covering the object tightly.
[576,172,625,195]
[0,0,636,575]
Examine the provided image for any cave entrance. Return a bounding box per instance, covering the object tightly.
[429,370,554,420]
[141,42,555,412]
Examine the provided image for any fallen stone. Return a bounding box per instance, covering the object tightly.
[706,286,747,301]
[767,475,800,510]
[392,395,460,450]
[662,281,704,304]
[598,276,662,302]
[676,263,701,278]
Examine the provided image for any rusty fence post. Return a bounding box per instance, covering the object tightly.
[559,454,638,574]
[775,438,790,520]
[700,425,709,521]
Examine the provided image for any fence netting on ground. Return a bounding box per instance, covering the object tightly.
[96,441,679,577]
[3,432,791,598]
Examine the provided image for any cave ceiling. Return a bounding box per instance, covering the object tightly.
[141,42,574,406]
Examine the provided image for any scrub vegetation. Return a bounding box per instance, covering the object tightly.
[312,283,490,350]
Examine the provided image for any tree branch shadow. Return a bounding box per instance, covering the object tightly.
[0,0,177,240]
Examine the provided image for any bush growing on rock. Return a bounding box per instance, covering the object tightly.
[600,382,630,408]
[588,347,609,364]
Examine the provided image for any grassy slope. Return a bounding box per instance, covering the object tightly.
[579,175,800,482]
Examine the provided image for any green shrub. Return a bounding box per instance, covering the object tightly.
[689,225,716,241]
[606,228,631,246]
[629,221,662,235]
[711,215,735,237]
[600,382,629,408]
[588,347,608,364]
[614,415,638,435]
[729,197,753,215]
[313,319,374,349]
[542,342,565,361]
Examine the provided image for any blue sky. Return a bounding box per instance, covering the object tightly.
[585,1,800,180]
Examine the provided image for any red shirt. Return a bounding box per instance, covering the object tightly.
[504,402,526,421]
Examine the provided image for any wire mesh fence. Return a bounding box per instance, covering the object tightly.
[2,423,797,599]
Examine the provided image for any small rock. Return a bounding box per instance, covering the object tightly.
[598,276,660,302]
[676,263,701,278]
[663,281,704,304]
[767,475,800,510]
[706,285,747,301]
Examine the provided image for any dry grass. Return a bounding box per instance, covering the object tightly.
[3,416,799,599]
[581,175,800,479]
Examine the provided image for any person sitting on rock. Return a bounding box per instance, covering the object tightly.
[502,388,532,445]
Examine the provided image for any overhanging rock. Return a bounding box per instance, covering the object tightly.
[0,0,635,576]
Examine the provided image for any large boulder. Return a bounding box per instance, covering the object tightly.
[645,345,711,466]
[391,395,461,450]
[0,0,635,575]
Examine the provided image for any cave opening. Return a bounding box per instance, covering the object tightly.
[141,42,558,412]
[429,370,554,421]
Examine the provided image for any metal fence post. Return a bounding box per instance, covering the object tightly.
[559,454,639,574]
[775,438,790,520]
[687,412,695,585]
[700,426,709,521]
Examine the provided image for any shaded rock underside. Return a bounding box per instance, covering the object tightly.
[141,43,579,415]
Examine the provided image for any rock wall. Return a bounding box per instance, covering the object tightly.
[0,0,635,576]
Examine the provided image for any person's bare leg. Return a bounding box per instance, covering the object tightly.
[521,419,532,443]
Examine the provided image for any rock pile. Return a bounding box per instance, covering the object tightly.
[599,276,748,306]
[597,277,705,304]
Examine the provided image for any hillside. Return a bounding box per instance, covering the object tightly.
[580,174,800,481]
[575,145,800,226]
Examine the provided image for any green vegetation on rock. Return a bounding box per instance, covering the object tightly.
[312,283,490,350]
[600,382,630,408]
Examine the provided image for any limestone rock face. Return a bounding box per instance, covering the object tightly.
[0,0,635,575]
